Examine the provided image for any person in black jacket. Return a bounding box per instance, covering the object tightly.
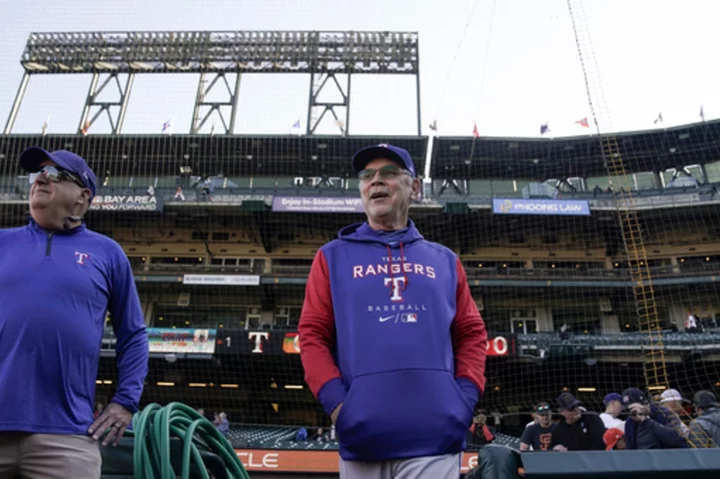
[621,388,687,449]
[549,392,606,451]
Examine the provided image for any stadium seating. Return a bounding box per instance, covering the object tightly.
[224,425,522,452]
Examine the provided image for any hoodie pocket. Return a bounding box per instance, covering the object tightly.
[335,369,474,460]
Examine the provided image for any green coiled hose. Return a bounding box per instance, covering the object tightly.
[129,402,251,479]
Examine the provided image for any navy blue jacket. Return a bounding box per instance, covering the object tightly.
[625,404,688,449]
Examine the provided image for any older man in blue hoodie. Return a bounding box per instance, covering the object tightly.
[621,388,687,450]
[299,144,488,479]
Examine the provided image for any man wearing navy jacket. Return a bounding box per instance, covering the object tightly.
[0,147,149,478]
[299,144,487,479]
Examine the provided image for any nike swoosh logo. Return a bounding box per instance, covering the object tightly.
[379,315,395,322]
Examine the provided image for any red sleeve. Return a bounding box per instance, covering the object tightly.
[451,257,488,393]
[298,250,342,399]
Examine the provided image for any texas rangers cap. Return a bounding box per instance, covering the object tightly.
[603,393,622,405]
[20,147,97,200]
[352,143,417,177]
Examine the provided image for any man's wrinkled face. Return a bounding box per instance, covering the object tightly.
[358,157,418,223]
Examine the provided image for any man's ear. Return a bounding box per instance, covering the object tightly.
[77,189,91,205]
[410,178,421,201]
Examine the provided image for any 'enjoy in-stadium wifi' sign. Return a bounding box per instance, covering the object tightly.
[492,198,591,216]
[272,196,364,213]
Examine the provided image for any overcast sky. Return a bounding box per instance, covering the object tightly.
[0,0,716,139]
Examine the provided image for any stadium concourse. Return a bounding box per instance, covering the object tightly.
[2,118,720,476]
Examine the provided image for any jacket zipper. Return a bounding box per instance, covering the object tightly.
[45,232,54,256]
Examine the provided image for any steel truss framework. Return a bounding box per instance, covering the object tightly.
[4,30,421,136]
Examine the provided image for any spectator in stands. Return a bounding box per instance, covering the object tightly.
[298,144,487,479]
[621,387,687,449]
[688,390,720,447]
[520,402,556,452]
[685,311,700,333]
[215,412,230,437]
[658,389,690,438]
[604,428,626,451]
[549,392,606,451]
[467,411,495,448]
[295,427,308,441]
[0,147,149,478]
[600,393,625,433]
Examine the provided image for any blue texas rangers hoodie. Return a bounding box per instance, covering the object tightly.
[299,220,487,461]
[0,219,149,435]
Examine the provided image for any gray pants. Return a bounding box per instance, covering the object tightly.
[340,452,461,479]
[0,432,101,479]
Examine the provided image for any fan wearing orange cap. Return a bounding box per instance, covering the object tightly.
[604,428,626,451]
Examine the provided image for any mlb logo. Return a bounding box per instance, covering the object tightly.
[401,313,417,323]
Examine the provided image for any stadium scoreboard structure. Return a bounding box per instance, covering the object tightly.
[2,27,720,476]
[4,30,421,137]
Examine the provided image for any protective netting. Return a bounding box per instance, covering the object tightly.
[2,122,719,440]
[1,21,719,455]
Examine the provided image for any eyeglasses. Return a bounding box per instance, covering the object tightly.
[358,164,411,182]
[29,165,85,189]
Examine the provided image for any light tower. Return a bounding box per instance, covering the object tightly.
[4,30,421,136]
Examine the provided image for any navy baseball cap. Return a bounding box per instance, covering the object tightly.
[557,392,581,410]
[352,143,417,177]
[621,388,648,406]
[604,393,622,404]
[20,147,97,200]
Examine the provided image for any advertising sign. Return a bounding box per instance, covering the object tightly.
[182,274,260,286]
[492,198,590,216]
[272,196,364,213]
[90,193,164,212]
[235,449,481,474]
[147,328,216,354]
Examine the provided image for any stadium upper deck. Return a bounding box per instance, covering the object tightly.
[0,117,718,182]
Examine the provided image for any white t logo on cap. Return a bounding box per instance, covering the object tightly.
[378,143,388,147]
